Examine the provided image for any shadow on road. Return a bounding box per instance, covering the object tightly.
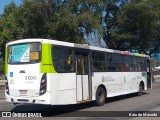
[11,101,96,117]
[106,92,148,104]
[11,92,149,117]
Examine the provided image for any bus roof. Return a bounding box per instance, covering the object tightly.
[7,39,150,58]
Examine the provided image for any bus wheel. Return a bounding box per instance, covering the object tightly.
[95,87,106,106]
[137,83,143,96]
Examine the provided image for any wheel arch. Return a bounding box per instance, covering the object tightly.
[140,81,145,90]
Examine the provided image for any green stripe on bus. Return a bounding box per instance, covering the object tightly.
[124,76,126,83]
[40,43,56,73]
[144,75,147,81]
[5,47,8,74]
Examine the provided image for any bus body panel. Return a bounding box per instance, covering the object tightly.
[7,63,41,97]
[92,72,147,100]
[49,73,77,105]
[5,63,52,104]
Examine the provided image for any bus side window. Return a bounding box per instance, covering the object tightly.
[140,58,145,71]
[67,53,72,65]
[92,65,97,71]
[92,52,106,71]
[67,49,73,70]
[137,57,141,71]
[52,46,73,72]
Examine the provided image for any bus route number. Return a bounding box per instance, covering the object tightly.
[25,76,37,80]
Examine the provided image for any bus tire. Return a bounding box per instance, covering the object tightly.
[137,83,143,96]
[95,87,106,106]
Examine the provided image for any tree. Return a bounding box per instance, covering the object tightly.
[105,0,160,57]
[0,0,105,62]
[0,2,18,59]
[52,0,106,44]
[102,0,129,49]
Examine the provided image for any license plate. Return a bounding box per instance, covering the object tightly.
[19,90,27,95]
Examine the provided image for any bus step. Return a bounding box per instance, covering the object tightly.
[78,100,91,103]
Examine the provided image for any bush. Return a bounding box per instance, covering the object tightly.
[0,60,4,73]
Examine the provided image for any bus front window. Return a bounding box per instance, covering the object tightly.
[8,42,41,64]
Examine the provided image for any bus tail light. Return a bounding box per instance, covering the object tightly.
[39,73,47,96]
[5,75,9,95]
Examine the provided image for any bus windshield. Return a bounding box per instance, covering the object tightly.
[8,42,41,64]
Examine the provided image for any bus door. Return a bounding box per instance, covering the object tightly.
[146,59,152,89]
[75,51,89,101]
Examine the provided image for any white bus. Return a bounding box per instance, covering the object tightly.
[5,39,152,106]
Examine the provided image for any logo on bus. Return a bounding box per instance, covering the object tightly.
[25,76,37,80]
[10,72,13,77]
[142,72,146,76]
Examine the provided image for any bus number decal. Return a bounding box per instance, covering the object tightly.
[25,76,37,80]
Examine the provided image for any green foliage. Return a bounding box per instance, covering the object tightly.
[103,0,129,50]
[104,0,160,56]
[1,0,160,66]
[0,60,4,73]
[0,0,104,63]
[0,2,19,59]
[117,0,155,52]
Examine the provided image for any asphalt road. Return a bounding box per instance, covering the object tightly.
[0,81,160,120]
[0,93,4,100]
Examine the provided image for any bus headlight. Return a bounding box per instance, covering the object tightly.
[39,73,47,96]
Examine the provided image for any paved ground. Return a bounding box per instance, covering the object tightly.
[0,80,160,120]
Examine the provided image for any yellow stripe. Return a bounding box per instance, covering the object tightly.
[78,100,91,103]
[5,47,8,74]
[40,43,56,73]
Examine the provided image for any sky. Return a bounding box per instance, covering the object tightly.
[0,0,22,14]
